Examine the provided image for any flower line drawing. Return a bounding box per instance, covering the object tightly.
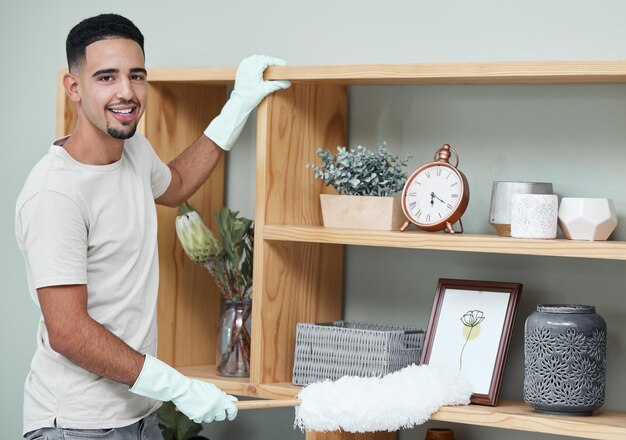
[460,309,485,371]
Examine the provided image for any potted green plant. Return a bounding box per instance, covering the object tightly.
[307,143,410,230]
[175,204,253,377]
[157,401,209,440]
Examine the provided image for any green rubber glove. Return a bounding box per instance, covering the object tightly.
[130,354,238,423]
[204,54,291,151]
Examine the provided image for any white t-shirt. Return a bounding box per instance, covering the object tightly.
[15,133,172,433]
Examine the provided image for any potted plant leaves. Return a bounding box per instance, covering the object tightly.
[307,143,410,230]
[157,401,209,440]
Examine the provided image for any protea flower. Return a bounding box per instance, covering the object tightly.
[175,202,223,265]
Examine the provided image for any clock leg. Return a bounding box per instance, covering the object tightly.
[445,219,464,234]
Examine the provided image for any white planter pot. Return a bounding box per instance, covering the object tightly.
[510,194,558,239]
[320,194,405,231]
[558,198,617,241]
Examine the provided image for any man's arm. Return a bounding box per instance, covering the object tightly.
[38,284,144,385]
[155,55,290,208]
[155,135,222,208]
[38,283,238,423]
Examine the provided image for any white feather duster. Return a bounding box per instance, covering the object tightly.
[293,364,473,433]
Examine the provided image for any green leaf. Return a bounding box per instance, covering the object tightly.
[156,401,205,440]
[157,402,178,430]
[178,417,202,440]
[209,207,254,300]
[161,429,176,440]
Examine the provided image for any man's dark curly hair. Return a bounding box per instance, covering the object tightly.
[66,13,144,71]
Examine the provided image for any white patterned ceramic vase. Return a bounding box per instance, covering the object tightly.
[510,194,558,239]
[558,198,617,241]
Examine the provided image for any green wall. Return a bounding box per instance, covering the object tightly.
[3,2,626,439]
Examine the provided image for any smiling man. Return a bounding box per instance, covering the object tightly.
[63,37,148,163]
[15,13,290,439]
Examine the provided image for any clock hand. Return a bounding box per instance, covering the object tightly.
[431,192,446,204]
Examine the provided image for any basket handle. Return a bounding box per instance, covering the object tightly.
[235,398,301,410]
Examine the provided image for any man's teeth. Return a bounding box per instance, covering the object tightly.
[111,108,133,114]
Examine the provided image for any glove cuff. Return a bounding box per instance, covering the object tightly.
[204,94,254,151]
[129,354,189,401]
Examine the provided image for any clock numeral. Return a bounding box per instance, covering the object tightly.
[416,209,422,218]
[446,172,452,180]
[451,193,459,198]
[438,212,442,218]
[436,167,442,177]
[425,171,431,178]
[409,201,417,209]
[408,192,416,196]
[446,203,454,209]
[426,214,431,222]
[450,182,459,187]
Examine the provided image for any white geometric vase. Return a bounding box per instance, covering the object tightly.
[558,198,617,241]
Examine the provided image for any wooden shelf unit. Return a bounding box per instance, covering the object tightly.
[56,60,626,440]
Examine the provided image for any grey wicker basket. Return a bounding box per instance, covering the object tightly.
[292,321,425,386]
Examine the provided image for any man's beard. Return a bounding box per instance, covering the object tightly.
[107,122,138,140]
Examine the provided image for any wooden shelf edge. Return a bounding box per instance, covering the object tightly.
[432,400,626,440]
[264,61,626,84]
[262,225,626,261]
[147,67,236,84]
[176,364,300,399]
[145,60,626,85]
[171,370,626,440]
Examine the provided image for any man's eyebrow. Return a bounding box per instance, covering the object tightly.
[92,68,119,77]
[92,68,147,77]
[131,68,148,76]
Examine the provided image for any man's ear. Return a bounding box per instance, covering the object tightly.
[63,72,81,103]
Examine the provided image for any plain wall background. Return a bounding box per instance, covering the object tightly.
[3,1,626,439]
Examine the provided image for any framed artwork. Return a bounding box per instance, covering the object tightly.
[420,278,522,406]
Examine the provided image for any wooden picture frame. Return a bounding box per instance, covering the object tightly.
[420,278,522,406]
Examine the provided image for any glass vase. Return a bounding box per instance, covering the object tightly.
[217,299,252,377]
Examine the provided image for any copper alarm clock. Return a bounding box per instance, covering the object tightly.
[400,144,469,234]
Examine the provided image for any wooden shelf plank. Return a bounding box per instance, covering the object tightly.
[176,365,300,399]
[432,400,626,440]
[263,225,626,261]
[266,61,626,84]
[170,371,626,440]
[177,365,252,396]
[147,61,626,85]
[147,67,236,84]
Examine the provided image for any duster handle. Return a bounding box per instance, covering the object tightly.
[235,398,301,410]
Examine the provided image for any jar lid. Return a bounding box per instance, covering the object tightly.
[537,304,595,314]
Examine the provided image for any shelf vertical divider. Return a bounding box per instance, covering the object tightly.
[148,82,227,368]
[252,83,348,385]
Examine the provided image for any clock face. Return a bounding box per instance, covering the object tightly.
[403,164,464,226]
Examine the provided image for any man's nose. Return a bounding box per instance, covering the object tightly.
[116,77,134,100]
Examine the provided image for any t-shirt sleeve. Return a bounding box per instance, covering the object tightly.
[148,146,172,199]
[17,190,88,289]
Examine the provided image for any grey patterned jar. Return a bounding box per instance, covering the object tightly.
[524,304,606,415]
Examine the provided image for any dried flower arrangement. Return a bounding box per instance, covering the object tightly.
[175,203,253,302]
